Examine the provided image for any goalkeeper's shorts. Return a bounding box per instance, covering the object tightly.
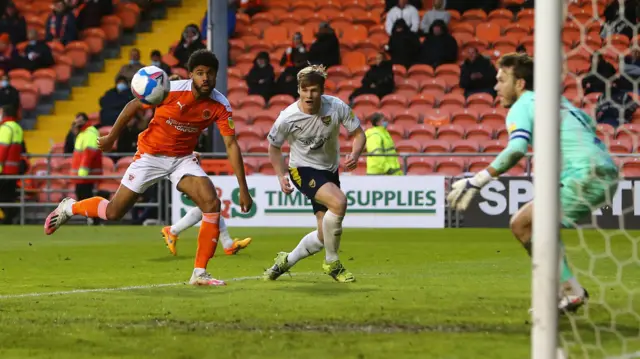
[560,166,619,227]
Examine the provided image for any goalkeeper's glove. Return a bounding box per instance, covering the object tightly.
[446,170,493,211]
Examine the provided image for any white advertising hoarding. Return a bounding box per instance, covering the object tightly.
[171,175,445,228]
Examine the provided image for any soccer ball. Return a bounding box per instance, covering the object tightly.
[131,66,170,105]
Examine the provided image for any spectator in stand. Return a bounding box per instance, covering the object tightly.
[385,0,420,35]
[238,0,264,17]
[150,49,172,76]
[0,103,24,224]
[420,0,450,35]
[459,46,497,97]
[0,73,19,110]
[0,33,19,73]
[0,2,26,45]
[622,49,640,80]
[116,48,144,84]
[600,0,639,40]
[582,53,617,95]
[386,19,420,70]
[385,0,425,12]
[447,0,499,14]
[45,0,78,46]
[350,52,394,102]
[99,76,134,126]
[21,29,55,72]
[276,54,308,99]
[595,89,639,128]
[280,32,306,68]
[76,0,113,31]
[246,51,275,102]
[307,22,340,69]
[418,20,458,69]
[173,24,206,69]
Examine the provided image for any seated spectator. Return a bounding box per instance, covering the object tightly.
[418,20,458,69]
[600,0,638,40]
[622,49,640,80]
[385,0,420,35]
[76,0,113,31]
[45,0,78,46]
[582,53,617,95]
[460,47,497,97]
[0,73,19,110]
[280,32,307,68]
[150,49,172,76]
[99,76,134,127]
[116,48,144,84]
[173,24,206,69]
[447,0,499,14]
[246,51,275,102]
[386,19,420,70]
[238,0,264,17]
[595,89,638,128]
[385,0,424,12]
[0,33,19,73]
[308,22,340,69]
[0,2,26,44]
[420,0,450,35]
[350,52,394,102]
[276,55,308,99]
[20,29,55,72]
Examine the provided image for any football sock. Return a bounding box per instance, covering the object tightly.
[69,197,109,220]
[194,212,220,271]
[287,230,324,266]
[170,206,202,235]
[560,250,584,297]
[322,211,344,263]
[218,216,234,250]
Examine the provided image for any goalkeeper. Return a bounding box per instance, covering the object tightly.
[447,53,619,314]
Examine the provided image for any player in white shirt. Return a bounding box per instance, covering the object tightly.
[262,65,366,283]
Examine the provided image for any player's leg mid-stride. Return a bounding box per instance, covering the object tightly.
[161,206,252,256]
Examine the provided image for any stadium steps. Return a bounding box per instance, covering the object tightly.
[24,0,206,156]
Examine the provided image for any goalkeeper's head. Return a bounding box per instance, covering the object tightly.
[495,52,533,108]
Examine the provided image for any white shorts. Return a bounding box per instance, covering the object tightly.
[121,153,207,194]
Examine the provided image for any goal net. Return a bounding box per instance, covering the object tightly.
[535,0,640,358]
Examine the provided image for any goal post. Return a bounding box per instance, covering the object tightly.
[532,0,564,358]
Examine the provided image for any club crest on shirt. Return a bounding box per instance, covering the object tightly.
[228,117,235,130]
[321,116,331,126]
[202,109,212,120]
[508,123,517,134]
[128,174,135,181]
[309,179,316,188]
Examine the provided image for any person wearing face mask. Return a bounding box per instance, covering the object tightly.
[0,104,25,224]
[0,2,27,44]
[149,49,172,76]
[21,29,54,72]
[116,48,144,84]
[44,0,78,45]
[173,24,206,69]
[364,113,402,176]
[0,74,19,111]
[99,76,134,127]
[246,51,275,102]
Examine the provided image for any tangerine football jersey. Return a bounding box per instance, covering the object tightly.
[137,80,235,157]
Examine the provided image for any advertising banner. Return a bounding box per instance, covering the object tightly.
[463,177,640,229]
[171,175,446,228]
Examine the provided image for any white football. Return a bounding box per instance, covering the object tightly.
[131,65,170,105]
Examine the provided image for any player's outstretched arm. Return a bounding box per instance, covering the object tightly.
[222,135,253,213]
[97,99,144,152]
[268,144,293,194]
[345,126,366,171]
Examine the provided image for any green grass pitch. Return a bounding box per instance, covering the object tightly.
[0,226,639,359]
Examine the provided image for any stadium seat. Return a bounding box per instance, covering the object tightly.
[451,109,480,127]
[239,95,266,111]
[439,93,465,112]
[466,93,495,108]
[465,124,494,142]
[407,64,435,84]
[451,139,480,153]
[609,139,633,153]
[395,139,422,153]
[479,108,507,129]
[384,123,405,141]
[423,109,451,127]
[102,157,115,172]
[247,141,270,153]
[615,124,640,142]
[32,69,57,97]
[487,8,514,26]
[236,126,264,142]
[622,157,640,176]
[421,78,447,97]
[252,109,278,126]
[467,156,492,172]
[435,157,465,176]
[393,109,420,127]
[437,124,465,141]
[406,157,437,175]
[475,22,501,44]
[422,139,450,153]
[115,157,134,171]
[406,124,436,142]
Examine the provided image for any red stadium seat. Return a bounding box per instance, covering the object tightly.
[437,124,465,141]
[451,139,480,153]
[406,124,436,141]
[422,139,450,153]
[465,124,494,142]
[406,157,437,174]
[435,157,465,176]
[395,139,422,153]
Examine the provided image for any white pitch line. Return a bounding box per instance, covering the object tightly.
[0,273,311,300]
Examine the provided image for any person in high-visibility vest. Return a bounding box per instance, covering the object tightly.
[0,104,25,224]
[70,113,103,224]
[365,113,403,175]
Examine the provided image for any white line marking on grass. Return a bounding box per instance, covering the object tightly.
[0,273,314,300]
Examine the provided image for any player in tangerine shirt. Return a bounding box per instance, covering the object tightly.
[44,50,253,287]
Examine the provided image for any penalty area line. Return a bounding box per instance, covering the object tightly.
[0,272,314,300]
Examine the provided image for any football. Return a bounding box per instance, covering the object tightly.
[130,65,170,105]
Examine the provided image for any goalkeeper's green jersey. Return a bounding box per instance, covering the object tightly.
[504,91,618,175]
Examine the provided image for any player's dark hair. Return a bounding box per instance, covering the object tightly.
[75,112,89,122]
[498,52,534,91]
[150,49,162,57]
[187,49,219,73]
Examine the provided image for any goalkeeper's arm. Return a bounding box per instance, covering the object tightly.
[485,137,529,177]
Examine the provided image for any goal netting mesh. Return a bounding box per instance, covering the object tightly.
[559,0,639,358]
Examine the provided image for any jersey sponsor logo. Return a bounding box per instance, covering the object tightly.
[165,118,200,133]
[321,116,332,126]
[299,136,329,150]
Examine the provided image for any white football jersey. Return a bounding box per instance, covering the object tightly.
[267,95,361,172]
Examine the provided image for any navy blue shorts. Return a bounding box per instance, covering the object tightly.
[288,166,340,214]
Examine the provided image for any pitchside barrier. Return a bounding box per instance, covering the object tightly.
[0,152,636,228]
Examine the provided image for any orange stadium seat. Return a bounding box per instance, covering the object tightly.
[465,124,494,142]
[423,139,450,153]
[483,140,507,153]
[451,139,480,153]
[406,124,436,142]
[385,123,405,141]
[437,124,465,141]
[395,139,422,152]
[406,157,437,174]
[451,109,480,127]
[435,157,465,176]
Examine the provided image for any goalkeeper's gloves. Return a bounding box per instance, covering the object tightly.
[446,170,494,211]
